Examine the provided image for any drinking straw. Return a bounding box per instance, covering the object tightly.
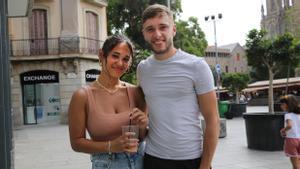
[129,113,132,132]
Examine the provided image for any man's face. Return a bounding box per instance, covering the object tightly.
[142,14,176,55]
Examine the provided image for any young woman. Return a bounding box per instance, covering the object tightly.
[68,34,148,169]
[280,94,300,169]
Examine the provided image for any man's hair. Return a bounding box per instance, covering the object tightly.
[142,4,173,23]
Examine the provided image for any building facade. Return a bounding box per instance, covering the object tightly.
[9,0,107,127]
[204,43,248,74]
[261,0,300,39]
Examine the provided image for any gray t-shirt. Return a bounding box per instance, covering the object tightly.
[137,49,215,159]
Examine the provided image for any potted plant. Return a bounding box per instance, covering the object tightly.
[221,73,250,119]
[243,29,300,151]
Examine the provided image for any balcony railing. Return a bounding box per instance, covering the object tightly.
[10,37,104,56]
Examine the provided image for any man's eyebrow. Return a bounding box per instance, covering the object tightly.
[143,23,169,29]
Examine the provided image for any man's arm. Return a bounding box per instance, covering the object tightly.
[197,90,219,169]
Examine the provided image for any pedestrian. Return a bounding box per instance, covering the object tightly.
[280,94,300,169]
[137,4,219,169]
[68,34,148,169]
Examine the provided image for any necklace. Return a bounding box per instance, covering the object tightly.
[95,78,120,95]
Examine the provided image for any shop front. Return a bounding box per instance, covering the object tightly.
[21,70,61,125]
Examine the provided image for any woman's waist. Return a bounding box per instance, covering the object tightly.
[91,142,145,160]
[87,122,128,141]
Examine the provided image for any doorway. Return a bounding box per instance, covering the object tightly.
[23,83,60,124]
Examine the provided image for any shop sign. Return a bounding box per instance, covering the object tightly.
[20,70,59,84]
[85,69,100,82]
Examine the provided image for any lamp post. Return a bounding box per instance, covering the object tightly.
[205,13,222,100]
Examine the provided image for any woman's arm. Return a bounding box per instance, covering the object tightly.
[68,88,109,154]
[132,86,148,140]
[280,119,292,137]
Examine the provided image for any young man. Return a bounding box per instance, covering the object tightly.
[137,4,219,169]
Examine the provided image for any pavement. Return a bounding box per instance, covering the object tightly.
[14,106,291,169]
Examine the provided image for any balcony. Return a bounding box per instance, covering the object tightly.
[10,37,103,60]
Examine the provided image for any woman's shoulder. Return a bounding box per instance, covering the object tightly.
[123,82,141,91]
[123,81,136,87]
[123,82,144,96]
[285,112,300,119]
[71,85,91,99]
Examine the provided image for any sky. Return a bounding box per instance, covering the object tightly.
[180,0,265,46]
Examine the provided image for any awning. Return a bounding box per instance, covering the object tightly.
[243,83,300,92]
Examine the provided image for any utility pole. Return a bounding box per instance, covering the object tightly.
[0,0,13,168]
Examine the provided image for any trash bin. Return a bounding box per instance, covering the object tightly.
[218,101,230,118]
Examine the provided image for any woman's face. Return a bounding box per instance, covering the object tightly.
[102,42,132,78]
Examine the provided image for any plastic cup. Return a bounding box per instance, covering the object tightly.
[122,125,139,153]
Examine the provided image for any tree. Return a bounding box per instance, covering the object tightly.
[121,49,151,84]
[174,17,207,56]
[246,29,300,113]
[249,60,295,82]
[222,73,250,103]
[107,0,182,49]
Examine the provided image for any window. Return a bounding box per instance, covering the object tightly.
[29,9,48,55]
[236,53,240,61]
[86,11,98,54]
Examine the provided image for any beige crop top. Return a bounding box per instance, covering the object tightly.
[83,84,139,141]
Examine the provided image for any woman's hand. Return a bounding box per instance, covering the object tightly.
[131,107,148,129]
[111,133,139,153]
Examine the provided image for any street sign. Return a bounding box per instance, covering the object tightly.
[215,64,221,74]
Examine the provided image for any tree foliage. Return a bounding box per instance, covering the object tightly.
[174,17,207,56]
[222,73,250,103]
[249,64,294,82]
[246,30,300,81]
[121,49,151,84]
[246,29,300,113]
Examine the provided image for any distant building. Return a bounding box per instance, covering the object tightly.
[9,0,107,126]
[261,0,300,39]
[204,43,248,74]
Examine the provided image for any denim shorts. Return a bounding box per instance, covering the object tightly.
[91,142,145,169]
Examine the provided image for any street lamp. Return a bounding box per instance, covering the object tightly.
[205,13,222,100]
